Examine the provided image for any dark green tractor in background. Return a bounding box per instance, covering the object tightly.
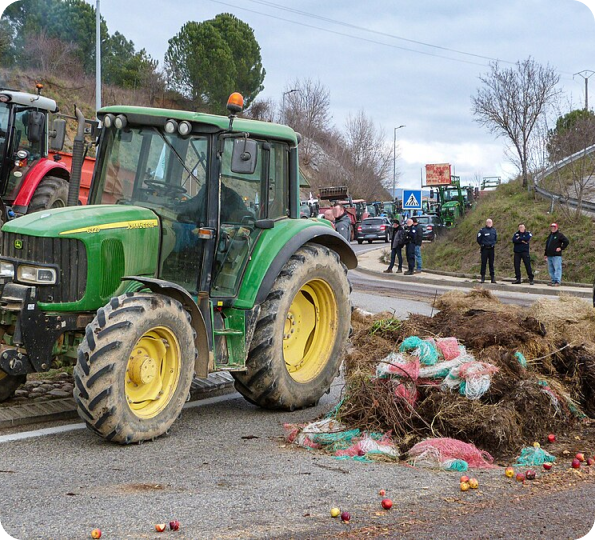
[0,93,356,443]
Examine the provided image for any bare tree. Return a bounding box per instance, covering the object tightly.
[472,57,560,188]
[245,98,276,122]
[342,110,392,200]
[22,30,83,78]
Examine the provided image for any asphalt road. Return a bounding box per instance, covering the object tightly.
[0,243,594,540]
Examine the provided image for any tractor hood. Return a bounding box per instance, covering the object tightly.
[1,205,161,312]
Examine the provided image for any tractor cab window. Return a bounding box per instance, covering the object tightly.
[0,103,9,175]
[212,138,289,297]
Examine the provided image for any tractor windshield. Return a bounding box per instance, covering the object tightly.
[0,103,9,171]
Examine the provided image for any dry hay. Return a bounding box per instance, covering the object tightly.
[341,289,595,458]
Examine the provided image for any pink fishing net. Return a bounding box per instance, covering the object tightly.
[408,437,496,468]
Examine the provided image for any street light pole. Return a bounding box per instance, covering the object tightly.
[282,89,298,124]
[392,125,405,201]
[96,0,101,115]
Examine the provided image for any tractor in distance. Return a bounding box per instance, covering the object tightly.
[0,92,356,444]
[0,85,95,218]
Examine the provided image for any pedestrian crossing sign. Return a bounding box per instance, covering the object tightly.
[403,189,422,209]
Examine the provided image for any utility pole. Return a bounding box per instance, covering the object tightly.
[574,70,595,111]
[392,125,405,200]
[96,0,102,115]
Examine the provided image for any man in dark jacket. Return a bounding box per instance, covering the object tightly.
[384,220,405,273]
[544,223,569,286]
[403,218,417,275]
[512,223,534,285]
[412,216,423,273]
[333,203,352,243]
[477,218,497,283]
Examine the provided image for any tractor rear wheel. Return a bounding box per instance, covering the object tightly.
[233,243,350,410]
[28,176,69,213]
[73,293,196,444]
[0,370,25,402]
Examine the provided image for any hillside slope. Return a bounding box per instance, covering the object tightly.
[423,181,595,284]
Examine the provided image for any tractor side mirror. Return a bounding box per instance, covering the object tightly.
[231,138,257,175]
[27,111,45,144]
[49,118,66,151]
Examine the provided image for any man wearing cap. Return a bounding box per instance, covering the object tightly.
[544,223,569,286]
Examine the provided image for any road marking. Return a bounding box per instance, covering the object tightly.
[0,392,241,444]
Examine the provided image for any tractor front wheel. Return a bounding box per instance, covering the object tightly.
[233,243,350,410]
[0,370,25,402]
[73,293,196,444]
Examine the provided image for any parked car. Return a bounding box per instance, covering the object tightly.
[415,214,444,241]
[355,217,391,244]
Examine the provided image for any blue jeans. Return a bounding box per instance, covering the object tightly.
[415,245,422,271]
[547,256,562,284]
[387,246,403,271]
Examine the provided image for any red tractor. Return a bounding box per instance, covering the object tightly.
[0,86,94,219]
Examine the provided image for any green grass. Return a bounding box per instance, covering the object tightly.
[423,180,595,283]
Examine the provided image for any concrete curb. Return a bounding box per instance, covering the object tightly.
[0,372,236,430]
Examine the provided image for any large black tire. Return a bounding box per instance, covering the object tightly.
[0,370,25,402]
[28,176,69,213]
[73,293,196,444]
[233,243,351,410]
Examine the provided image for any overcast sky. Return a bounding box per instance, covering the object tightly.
[2,0,595,191]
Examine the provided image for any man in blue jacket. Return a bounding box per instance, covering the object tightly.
[477,218,497,283]
[511,223,534,285]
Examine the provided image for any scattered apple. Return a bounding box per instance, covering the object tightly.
[468,478,479,489]
[91,530,102,539]
[169,520,180,531]
[381,498,393,510]
[378,489,386,497]
[587,458,595,466]
[340,511,351,523]
[505,467,515,478]
[330,507,341,518]
[576,453,585,462]
[547,433,556,443]
[533,442,541,449]
[357,449,366,457]
[155,524,167,533]
[572,458,581,469]
[543,462,553,471]
[460,475,470,484]
[460,482,470,492]
[516,472,525,483]
[525,469,536,480]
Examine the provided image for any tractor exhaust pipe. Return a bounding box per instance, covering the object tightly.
[67,105,86,207]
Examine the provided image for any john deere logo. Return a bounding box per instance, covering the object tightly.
[14,240,22,249]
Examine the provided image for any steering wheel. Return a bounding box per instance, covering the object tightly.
[143,180,187,196]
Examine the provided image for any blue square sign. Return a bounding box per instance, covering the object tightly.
[402,189,422,209]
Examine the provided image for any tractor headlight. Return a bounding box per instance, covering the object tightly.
[0,261,14,278]
[17,265,57,285]
[178,121,192,137]
[165,119,178,134]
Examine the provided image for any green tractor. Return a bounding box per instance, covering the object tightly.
[0,93,356,443]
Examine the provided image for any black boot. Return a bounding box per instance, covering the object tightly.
[512,279,521,284]
[491,277,496,283]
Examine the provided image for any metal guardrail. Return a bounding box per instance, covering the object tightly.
[533,143,595,212]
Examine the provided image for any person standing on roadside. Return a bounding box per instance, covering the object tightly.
[511,223,534,285]
[333,203,351,243]
[403,218,416,275]
[544,223,569,286]
[477,218,497,283]
[384,219,405,273]
[412,216,423,273]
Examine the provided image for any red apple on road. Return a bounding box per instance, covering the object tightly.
[169,520,180,531]
[340,511,351,523]
[525,469,536,480]
[155,524,167,532]
[547,434,556,443]
[378,489,386,496]
[576,453,585,462]
[543,462,553,471]
[516,473,525,483]
[587,458,595,466]
[571,458,581,469]
[381,498,393,510]
[460,475,470,484]
[91,530,102,539]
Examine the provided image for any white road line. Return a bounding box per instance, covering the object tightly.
[0,392,241,444]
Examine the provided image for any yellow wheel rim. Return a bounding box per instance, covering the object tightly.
[0,370,7,382]
[125,327,181,419]
[283,279,338,383]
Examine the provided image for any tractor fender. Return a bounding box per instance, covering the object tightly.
[254,225,357,306]
[13,158,70,208]
[122,276,211,379]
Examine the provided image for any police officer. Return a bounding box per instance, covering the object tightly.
[477,218,497,283]
[403,218,417,275]
[512,223,534,285]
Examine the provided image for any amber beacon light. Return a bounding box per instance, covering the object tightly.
[227,92,244,114]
